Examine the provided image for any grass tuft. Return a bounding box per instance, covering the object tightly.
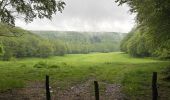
[33,61,48,68]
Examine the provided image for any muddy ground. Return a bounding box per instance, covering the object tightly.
[0,79,126,100]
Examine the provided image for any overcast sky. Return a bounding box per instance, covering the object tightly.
[16,0,135,33]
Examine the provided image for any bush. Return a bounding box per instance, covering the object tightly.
[0,44,4,56]
[1,50,13,61]
[48,65,60,68]
[162,66,170,81]
[33,61,48,68]
[20,64,27,68]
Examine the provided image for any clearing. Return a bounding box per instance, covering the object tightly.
[0,52,170,100]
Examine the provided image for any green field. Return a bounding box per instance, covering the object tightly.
[0,52,170,99]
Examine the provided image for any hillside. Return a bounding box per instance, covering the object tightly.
[0,24,125,60]
[0,24,66,60]
[32,31,126,54]
[0,23,126,60]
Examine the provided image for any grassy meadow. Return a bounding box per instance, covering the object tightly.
[0,52,170,99]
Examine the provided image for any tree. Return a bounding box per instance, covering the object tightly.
[115,0,170,39]
[0,42,4,56]
[117,0,170,58]
[0,23,26,36]
[0,0,65,26]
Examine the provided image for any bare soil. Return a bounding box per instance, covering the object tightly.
[0,79,125,100]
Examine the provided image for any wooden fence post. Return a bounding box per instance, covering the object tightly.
[94,81,99,100]
[46,75,51,100]
[152,72,158,100]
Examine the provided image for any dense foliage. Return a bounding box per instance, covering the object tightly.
[0,24,124,60]
[120,26,170,58]
[117,0,170,59]
[0,24,66,60]
[0,0,65,26]
[33,31,125,54]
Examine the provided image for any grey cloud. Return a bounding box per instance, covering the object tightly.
[16,0,135,32]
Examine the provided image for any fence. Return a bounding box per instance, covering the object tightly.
[45,72,158,100]
[44,75,123,100]
[0,72,158,100]
[152,72,158,100]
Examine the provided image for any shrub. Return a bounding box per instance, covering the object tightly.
[33,61,48,68]
[48,65,60,68]
[161,66,170,81]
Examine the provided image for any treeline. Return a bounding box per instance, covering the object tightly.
[0,24,124,60]
[33,31,124,54]
[0,24,66,60]
[118,0,170,59]
[121,26,170,59]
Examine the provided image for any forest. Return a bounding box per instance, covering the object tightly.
[0,23,125,60]
[117,0,170,59]
[0,23,63,60]
[33,31,124,54]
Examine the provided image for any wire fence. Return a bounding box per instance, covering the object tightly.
[0,76,124,100]
[0,72,159,100]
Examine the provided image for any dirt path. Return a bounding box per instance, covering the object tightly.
[0,79,125,100]
[53,79,125,100]
[0,81,46,100]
